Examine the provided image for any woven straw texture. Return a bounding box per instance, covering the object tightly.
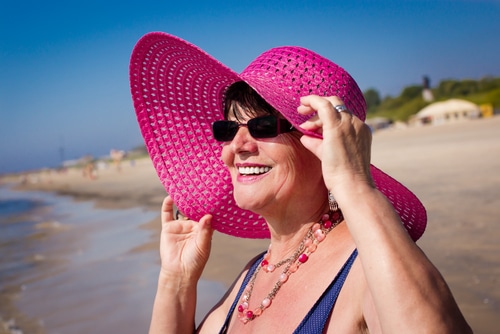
[129,32,427,240]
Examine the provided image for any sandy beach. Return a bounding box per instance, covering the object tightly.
[2,116,499,333]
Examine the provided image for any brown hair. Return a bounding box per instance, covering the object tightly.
[223,81,280,121]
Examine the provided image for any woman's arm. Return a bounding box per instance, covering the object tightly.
[340,184,471,333]
[298,95,472,333]
[149,196,213,334]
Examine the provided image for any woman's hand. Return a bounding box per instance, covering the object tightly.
[149,196,213,334]
[297,95,374,197]
[159,195,214,283]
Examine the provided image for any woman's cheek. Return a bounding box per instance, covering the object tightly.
[220,145,233,167]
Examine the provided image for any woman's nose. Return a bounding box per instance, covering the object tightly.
[229,126,258,153]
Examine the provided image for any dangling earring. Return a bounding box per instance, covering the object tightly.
[328,192,339,211]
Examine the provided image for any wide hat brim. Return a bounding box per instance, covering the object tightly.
[129,32,427,240]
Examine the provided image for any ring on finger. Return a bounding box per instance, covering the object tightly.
[334,104,351,114]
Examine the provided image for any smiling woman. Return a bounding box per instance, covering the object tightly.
[129,31,472,333]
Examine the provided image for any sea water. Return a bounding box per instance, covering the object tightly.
[0,185,225,333]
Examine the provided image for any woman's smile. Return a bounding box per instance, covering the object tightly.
[235,163,272,184]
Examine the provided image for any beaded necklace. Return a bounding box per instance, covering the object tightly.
[237,207,344,324]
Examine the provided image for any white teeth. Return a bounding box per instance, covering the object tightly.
[238,166,271,175]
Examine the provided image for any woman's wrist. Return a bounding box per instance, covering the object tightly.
[157,269,199,291]
[328,174,376,208]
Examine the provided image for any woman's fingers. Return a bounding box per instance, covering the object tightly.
[196,214,214,261]
[161,195,175,223]
[161,195,213,248]
[298,95,354,135]
[297,94,374,193]
[158,197,214,280]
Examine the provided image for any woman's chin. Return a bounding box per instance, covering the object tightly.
[234,196,264,213]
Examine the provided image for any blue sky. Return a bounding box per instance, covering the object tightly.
[1,0,499,173]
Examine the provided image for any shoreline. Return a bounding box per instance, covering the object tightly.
[2,116,500,333]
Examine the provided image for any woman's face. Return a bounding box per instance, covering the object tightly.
[220,113,324,217]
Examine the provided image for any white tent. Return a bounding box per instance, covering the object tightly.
[414,99,480,125]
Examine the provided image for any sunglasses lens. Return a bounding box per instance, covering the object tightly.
[212,121,239,141]
[212,116,291,141]
[248,116,278,138]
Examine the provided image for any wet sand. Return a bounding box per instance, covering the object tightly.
[2,115,499,333]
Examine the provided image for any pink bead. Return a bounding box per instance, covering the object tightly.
[254,308,263,316]
[314,229,325,242]
[262,298,271,308]
[289,263,299,273]
[323,220,332,229]
[298,253,309,263]
[322,213,330,221]
[279,273,288,283]
[312,223,321,231]
[308,243,317,252]
[267,264,275,272]
[304,238,312,247]
[242,301,248,309]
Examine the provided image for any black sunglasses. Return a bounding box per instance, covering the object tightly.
[212,115,294,142]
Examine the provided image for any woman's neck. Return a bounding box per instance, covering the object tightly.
[264,199,331,262]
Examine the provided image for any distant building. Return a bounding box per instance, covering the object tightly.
[422,89,434,102]
[411,99,481,126]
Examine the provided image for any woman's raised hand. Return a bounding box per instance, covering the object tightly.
[159,196,214,283]
[297,95,374,197]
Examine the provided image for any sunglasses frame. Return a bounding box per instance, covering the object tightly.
[212,115,294,142]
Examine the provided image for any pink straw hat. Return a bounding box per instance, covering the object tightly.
[129,32,427,240]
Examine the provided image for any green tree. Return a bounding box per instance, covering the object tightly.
[364,88,381,114]
[400,85,422,102]
[367,76,500,122]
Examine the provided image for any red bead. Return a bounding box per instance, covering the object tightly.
[246,310,254,319]
[298,253,309,263]
[323,220,332,229]
[332,211,340,220]
[238,304,244,313]
[261,259,269,267]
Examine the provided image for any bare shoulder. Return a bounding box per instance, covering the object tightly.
[197,254,263,333]
[326,257,377,334]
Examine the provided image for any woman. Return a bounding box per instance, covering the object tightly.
[129,32,471,333]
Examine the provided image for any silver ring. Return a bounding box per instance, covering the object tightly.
[334,104,351,115]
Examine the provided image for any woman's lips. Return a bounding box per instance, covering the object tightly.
[238,166,271,176]
[235,164,272,183]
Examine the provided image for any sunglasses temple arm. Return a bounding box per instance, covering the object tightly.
[279,119,294,132]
